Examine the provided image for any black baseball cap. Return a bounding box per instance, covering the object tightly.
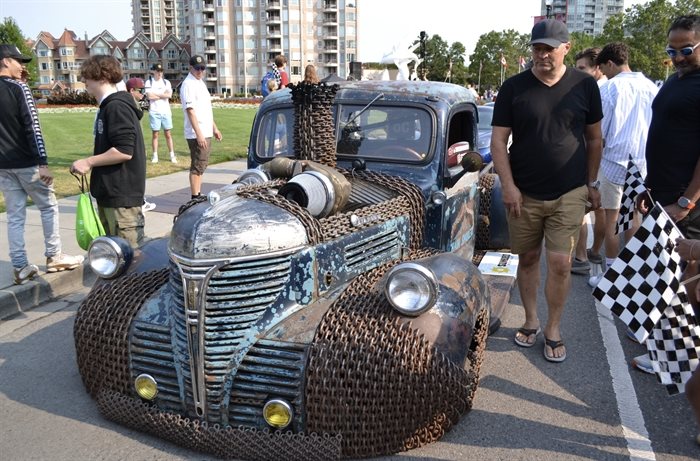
[151,63,163,71]
[530,19,570,47]
[189,55,205,66]
[0,44,32,63]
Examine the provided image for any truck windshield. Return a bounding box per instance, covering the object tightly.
[255,105,433,162]
[336,105,432,162]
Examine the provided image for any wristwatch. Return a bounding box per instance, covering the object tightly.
[677,196,696,210]
[588,180,601,190]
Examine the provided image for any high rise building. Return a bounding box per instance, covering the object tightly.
[133,0,358,96]
[132,0,186,42]
[540,0,625,35]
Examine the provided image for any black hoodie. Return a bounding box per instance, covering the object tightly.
[90,91,146,208]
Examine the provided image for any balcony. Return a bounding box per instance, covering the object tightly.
[323,27,338,38]
[323,0,337,11]
[267,14,281,24]
[267,25,282,37]
[203,1,214,11]
[268,38,282,51]
[266,1,281,10]
[322,13,337,24]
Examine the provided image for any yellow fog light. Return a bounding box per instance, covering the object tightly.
[263,399,293,429]
[134,373,158,400]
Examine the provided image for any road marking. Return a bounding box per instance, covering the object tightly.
[596,300,656,460]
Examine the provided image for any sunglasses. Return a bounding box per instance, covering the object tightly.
[665,42,700,58]
[137,87,146,94]
[193,65,206,71]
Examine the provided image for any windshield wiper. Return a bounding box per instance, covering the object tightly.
[342,93,385,127]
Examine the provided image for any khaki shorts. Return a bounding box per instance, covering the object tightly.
[187,137,212,175]
[98,206,145,248]
[508,185,588,255]
[598,170,623,210]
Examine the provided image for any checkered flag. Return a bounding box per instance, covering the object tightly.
[645,291,700,395]
[616,160,647,235]
[593,203,684,343]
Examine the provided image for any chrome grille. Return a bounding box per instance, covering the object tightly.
[229,339,308,429]
[130,321,182,411]
[169,253,294,423]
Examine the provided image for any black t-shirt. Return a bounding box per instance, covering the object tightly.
[492,67,603,200]
[645,68,700,206]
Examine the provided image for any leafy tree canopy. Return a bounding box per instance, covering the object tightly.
[0,17,37,85]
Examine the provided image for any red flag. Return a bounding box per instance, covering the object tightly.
[500,54,507,67]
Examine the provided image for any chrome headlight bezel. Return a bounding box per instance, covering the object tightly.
[87,236,133,279]
[384,262,438,316]
[262,399,293,429]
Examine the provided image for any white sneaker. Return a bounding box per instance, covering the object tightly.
[13,264,39,285]
[169,153,177,163]
[46,253,84,272]
[632,353,654,375]
[142,200,156,212]
[151,154,159,163]
[588,274,603,288]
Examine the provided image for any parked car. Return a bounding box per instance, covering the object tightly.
[476,104,494,163]
[74,80,512,460]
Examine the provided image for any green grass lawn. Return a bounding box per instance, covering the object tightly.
[0,106,257,212]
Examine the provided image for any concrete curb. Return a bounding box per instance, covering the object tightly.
[0,263,96,320]
[0,159,247,321]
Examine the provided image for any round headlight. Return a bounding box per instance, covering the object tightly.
[263,399,293,429]
[88,237,132,279]
[134,373,158,400]
[384,263,438,316]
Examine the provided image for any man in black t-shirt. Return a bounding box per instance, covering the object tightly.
[491,19,603,363]
[637,15,700,426]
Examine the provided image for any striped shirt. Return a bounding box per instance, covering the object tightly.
[599,72,658,184]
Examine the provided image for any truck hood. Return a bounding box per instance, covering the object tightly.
[169,193,308,259]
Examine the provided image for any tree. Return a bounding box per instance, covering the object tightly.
[596,0,700,80]
[0,17,36,85]
[468,29,530,92]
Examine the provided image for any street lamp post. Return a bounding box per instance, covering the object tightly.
[419,31,427,80]
[545,0,553,19]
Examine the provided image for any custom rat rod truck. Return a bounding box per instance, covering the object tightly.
[74,80,511,460]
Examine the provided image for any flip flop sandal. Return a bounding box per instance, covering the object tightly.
[514,327,541,348]
[544,338,567,363]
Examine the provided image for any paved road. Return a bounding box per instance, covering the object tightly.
[0,266,698,460]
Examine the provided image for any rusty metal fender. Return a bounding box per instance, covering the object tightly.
[391,252,490,368]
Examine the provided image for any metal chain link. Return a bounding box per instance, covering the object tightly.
[74,269,169,397]
[96,390,342,461]
[306,248,488,458]
[476,173,496,250]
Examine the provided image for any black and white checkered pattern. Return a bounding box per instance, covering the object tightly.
[616,160,647,235]
[645,291,700,395]
[593,204,684,343]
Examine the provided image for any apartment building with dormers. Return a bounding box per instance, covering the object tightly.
[31,28,192,96]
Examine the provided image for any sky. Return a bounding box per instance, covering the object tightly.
[1,0,646,63]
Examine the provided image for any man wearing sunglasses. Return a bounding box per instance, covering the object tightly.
[180,55,222,200]
[145,63,176,164]
[640,14,700,285]
[639,15,700,432]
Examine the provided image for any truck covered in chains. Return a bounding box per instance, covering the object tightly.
[74,80,512,460]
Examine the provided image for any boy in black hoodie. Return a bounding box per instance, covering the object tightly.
[71,55,146,247]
